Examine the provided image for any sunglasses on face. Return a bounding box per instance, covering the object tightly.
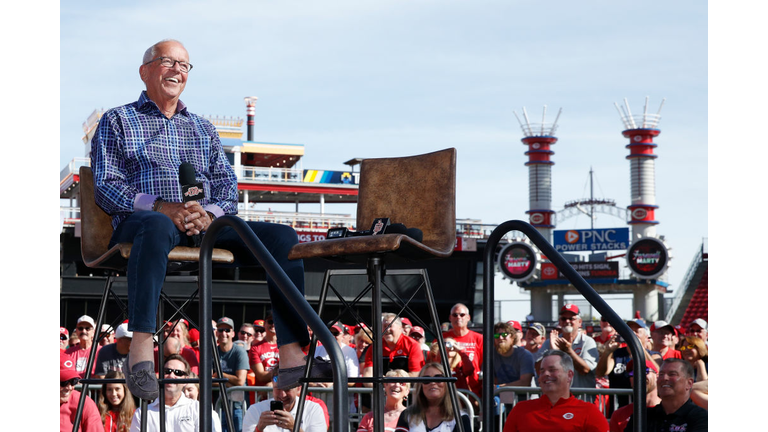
[680,344,696,351]
[628,368,655,377]
[60,334,68,341]
[493,332,510,339]
[445,342,455,349]
[423,374,445,384]
[164,368,189,377]
[239,331,254,337]
[61,378,80,387]
[217,328,232,333]
[77,326,92,332]
[451,313,467,318]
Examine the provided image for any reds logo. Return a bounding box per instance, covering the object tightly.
[530,213,544,224]
[63,359,74,369]
[184,186,203,197]
[632,208,648,220]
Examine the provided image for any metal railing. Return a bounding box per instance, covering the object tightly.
[238,166,304,183]
[666,239,706,322]
[61,158,90,182]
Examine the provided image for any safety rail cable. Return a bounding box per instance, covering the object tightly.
[482,220,648,432]
[198,215,350,432]
[666,241,705,322]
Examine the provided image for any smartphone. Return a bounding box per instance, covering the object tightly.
[270,400,284,412]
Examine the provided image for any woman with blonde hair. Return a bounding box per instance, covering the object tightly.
[396,363,471,432]
[680,336,708,382]
[356,369,410,432]
[97,370,135,432]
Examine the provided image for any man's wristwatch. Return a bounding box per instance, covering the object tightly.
[206,211,216,221]
[152,197,165,212]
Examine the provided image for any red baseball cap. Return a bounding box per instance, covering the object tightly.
[560,304,580,315]
[188,328,200,342]
[253,320,266,330]
[627,358,659,375]
[60,327,69,337]
[410,326,425,337]
[401,317,412,326]
[506,320,522,332]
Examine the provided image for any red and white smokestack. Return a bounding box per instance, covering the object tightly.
[244,96,258,142]
[514,106,562,243]
[615,97,665,239]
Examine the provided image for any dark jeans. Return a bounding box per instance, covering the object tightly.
[111,211,309,347]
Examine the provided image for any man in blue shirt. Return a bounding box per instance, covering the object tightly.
[492,320,535,428]
[92,39,317,401]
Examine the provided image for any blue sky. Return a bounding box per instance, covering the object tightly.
[58,1,708,297]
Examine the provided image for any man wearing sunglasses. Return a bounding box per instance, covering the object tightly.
[609,358,661,432]
[65,315,102,379]
[92,39,315,401]
[216,317,250,432]
[131,354,222,432]
[442,303,484,393]
[534,304,599,402]
[60,366,103,432]
[250,313,281,399]
[492,321,535,414]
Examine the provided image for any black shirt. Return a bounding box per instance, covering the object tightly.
[626,398,708,432]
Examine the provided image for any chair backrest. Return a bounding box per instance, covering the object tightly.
[78,166,116,266]
[356,148,457,254]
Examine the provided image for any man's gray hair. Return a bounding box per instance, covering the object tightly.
[662,358,695,381]
[142,39,185,64]
[381,313,402,327]
[542,349,574,375]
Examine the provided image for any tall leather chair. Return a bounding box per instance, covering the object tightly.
[287,148,467,432]
[72,166,236,432]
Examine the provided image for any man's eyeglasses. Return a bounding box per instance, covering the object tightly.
[558,315,576,322]
[628,368,655,377]
[143,56,193,73]
[77,326,92,332]
[493,332,510,339]
[164,368,189,377]
[217,328,232,333]
[451,313,467,318]
[61,378,80,387]
[239,331,254,337]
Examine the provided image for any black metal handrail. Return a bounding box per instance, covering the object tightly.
[198,215,350,432]
[482,220,647,432]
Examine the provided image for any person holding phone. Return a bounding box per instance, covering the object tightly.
[242,370,328,432]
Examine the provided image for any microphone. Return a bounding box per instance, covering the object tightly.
[179,162,204,202]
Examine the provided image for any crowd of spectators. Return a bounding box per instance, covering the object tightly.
[61,305,707,432]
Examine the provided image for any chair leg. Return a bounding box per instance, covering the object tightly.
[72,273,116,432]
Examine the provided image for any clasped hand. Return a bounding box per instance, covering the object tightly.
[157,200,211,236]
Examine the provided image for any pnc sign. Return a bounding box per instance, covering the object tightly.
[553,228,630,252]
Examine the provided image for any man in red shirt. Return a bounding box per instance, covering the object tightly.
[609,358,661,432]
[650,321,683,360]
[64,315,101,379]
[442,303,483,383]
[249,312,279,401]
[503,350,609,432]
[60,366,104,432]
[362,313,424,381]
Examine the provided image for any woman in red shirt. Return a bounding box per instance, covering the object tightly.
[97,370,135,432]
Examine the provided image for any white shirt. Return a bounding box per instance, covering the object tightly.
[129,393,221,432]
[314,343,359,416]
[242,398,327,432]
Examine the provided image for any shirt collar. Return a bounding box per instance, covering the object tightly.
[137,91,188,116]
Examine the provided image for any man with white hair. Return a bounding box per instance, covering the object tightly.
[65,315,102,378]
[687,318,708,344]
[503,350,609,431]
[362,313,424,381]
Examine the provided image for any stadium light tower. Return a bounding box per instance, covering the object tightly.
[614,97,665,240]
[513,106,562,243]
[244,96,258,142]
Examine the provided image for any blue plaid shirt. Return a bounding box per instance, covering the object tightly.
[91,91,238,229]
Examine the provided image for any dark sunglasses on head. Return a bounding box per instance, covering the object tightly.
[61,378,80,387]
[451,313,467,318]
[494,332,510,339]
[164,368,189,377]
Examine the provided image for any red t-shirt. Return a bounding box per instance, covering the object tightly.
[661,348,683,360]
[608,402,659,432]
[249,339,279,385]
[503,394,609,432]
[363,335,424,373]
[64,344,101,378]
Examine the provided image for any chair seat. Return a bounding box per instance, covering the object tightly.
[288,233,453,263]
[85,243,235,271]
